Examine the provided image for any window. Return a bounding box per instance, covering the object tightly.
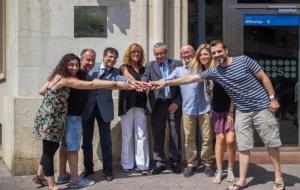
[0,0,5,80]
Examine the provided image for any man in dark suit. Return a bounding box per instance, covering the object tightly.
[80,47,125,181]
[142,42,182,174]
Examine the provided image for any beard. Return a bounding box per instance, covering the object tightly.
[215,57,226,65]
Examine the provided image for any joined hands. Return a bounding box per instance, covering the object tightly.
[129,80,169,92]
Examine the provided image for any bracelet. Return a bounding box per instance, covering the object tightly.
[113,81,117,86]
[164,80,169,86]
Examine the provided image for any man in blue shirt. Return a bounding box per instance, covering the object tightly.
[167,45,213,177]
[152,40,284,190]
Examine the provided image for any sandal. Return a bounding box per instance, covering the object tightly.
[212,169,222,184]
[227,184,248,190]
[32,174,48,187]
[48,187,63,190]
[273,183,285,190]
[227,168,235,182]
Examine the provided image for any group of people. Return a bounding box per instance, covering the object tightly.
[32,40,285,190]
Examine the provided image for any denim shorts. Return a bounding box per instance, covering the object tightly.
[60,115,82,151]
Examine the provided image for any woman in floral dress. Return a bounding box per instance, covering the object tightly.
[33,53,134,190]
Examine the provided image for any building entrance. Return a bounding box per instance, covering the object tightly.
[189,1,300,146]
[223,3,300,146]
[244,15,299,145]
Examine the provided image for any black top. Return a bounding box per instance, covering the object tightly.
[211,82,231,112]
[67,70,92,116]
[118,65,147,116]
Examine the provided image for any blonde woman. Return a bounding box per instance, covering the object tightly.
[118,43,150,174]
[191,45,236,184]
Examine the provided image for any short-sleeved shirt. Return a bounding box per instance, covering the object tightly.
[67,70,92,116]
[199,55,269,112]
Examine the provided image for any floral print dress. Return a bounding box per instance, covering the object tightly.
[33,87,70,142]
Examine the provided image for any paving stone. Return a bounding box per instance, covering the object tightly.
[0,160,300,190]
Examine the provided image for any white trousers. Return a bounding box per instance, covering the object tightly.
[121,107,150,170]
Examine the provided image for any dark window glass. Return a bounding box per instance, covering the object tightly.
[188,0,222,47]
[239,0,299,3]
[188,0,197,47]
[244,25,299,145]
[205,0,222,42]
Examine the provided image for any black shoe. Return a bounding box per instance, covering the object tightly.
[196,163,205,173]
[151,165,165,175]
[80,169,94,178]
[171,164,182,174]
[104,171,114,182]
[183,166,196,177]
[204,165,214,177]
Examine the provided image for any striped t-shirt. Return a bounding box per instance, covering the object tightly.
[199,55,270,112]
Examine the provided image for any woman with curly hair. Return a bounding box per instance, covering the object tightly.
[118,43,150,175]
[33,53,133,190]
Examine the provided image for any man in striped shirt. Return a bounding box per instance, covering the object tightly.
[152,40,284,190]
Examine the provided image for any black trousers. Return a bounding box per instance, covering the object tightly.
[81,105,113,173]
[40,140,59,176]
[151,100,182,167]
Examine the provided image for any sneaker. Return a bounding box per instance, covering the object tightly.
[141,170,149,175]
[67,177,95,189]
[56,172,71,184]
[204,165,214,177]
[183,166,196,177]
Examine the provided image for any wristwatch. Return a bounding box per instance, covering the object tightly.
[269,95,276,100]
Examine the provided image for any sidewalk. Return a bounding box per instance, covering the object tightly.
[0,160,299,190]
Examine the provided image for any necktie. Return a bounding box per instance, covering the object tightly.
[98,68,107,79]
[159,63,169,98]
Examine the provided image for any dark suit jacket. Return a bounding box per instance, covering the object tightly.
[81,63,126,122]
[141,58,182,116]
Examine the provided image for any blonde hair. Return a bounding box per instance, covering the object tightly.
[188,44,213,73]
[123,43,145,67]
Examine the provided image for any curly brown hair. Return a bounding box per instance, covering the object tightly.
[123,43,145,68]
[48,53,80,81]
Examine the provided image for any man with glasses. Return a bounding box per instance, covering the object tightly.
[141,42,183,174]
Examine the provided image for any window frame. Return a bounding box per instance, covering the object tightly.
[0,0,5,81]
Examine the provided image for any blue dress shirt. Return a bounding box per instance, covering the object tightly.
[158,60,171,99]
[166,66,210,115]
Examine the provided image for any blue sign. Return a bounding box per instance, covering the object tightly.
[244,15,300,26]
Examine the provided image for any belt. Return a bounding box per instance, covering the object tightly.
[157,98,172,103]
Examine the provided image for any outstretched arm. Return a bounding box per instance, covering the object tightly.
[151,74,204,89]
[51,76,134,91]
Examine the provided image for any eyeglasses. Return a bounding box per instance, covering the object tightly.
[154,52,166,57]
[131,50,141,54]
[181,51,194,56]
